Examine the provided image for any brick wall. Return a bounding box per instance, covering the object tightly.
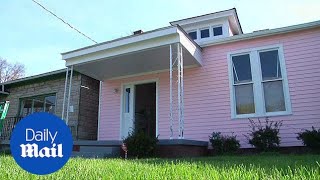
[78,75,99,140]
[0,71,99,140]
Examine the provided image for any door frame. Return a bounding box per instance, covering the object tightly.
[119,79,159,140]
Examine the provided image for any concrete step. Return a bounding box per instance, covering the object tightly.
[71,151,120,158]
[72,146,121,158]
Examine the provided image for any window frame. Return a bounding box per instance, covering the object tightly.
[187,30,198,40]
[227,44,292,119]
[200,27,210,39]
[212,25,223,36]
[18,93,57,117]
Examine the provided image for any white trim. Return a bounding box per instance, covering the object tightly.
[66,66,73,125]
[63,26,202,69]
[200,27,210,39]
[119,84,124,139]
[177,29,203,66]
[169,8,242,35]
[227,44,292,119]
[186,29,197,40]
[119,79,159,140]
[62,26,177,58]
[62,67,69,119]
[97,81,102,140]
[202,20,320,48]
[177,43,181,138]
[0,68,67,86]
[277,45,292,115]
[184,18,230,45]
[169,45,173,139]
[107,64,198,80]
[212,25,224,36]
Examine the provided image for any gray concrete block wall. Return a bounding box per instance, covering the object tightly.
[0,72,99,140]
[0,73,83,140]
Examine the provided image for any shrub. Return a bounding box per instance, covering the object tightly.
[246,118,282,151]
[123,130,158,158]
[297,127,320,150]
[209,132,240,154]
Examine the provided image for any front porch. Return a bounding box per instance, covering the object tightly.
[61,26,203,141]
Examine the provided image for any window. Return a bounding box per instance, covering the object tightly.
[125,88,130,113]
[45,95,56,114]
[188,31,197,40]
[213,26,223,36]
[259,50,286,112]
[228,45,291,118]
[232,54,255,114]
[200,28,210,38]
[19,94,56,117]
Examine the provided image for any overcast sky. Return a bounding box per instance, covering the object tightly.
[1,0,320,76]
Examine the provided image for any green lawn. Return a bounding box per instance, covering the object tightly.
[0,154,319,179]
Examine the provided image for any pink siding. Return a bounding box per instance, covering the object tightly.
[99,27,320,147]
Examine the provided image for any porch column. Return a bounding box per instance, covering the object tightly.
[66,65,74,125]
[177,43,184,139]
[62,67,69,120]
[169,45,173,139]
[62,66,73,125]
[180,44,184,139]
[169,43,185,139]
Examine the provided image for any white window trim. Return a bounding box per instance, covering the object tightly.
[187,30,197,40]
[200,27,210,39]
[227,44,292,119]
[212,25,223,36]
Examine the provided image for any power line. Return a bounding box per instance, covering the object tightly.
[31,0,98,44]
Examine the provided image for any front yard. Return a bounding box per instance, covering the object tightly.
[0,154,319,179]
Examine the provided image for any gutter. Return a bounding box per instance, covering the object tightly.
[200,20,320,47]
[0,68,67,86]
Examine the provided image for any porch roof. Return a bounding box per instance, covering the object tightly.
[61,26,202,80]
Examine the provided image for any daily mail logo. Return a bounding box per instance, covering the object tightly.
[10,113,73,175]
[20,129,63,158]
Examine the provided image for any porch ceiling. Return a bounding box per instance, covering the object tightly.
[61,26,202,80]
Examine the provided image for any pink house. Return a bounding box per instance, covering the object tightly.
[62,8,320,154]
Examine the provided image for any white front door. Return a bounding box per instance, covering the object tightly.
[121,84,135,139]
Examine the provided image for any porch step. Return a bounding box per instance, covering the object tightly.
[72,145,120,158]
[71,151,111,158]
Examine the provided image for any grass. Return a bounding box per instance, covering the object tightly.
[0,154,319,179]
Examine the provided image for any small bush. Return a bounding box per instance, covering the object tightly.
[297,127,320,150]
[246,118,282,151]
[209,132,240,154]
[123,130,158,158]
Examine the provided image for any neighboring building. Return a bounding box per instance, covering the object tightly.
[0,69,99,140]
[61,8,320,149]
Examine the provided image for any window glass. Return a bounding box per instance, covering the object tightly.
[125,88,130,113]
[45,96,56,114]
[232,54,252,84]
[213,26,223,36]
[259,50,282,80]
[19,94,56,117]
[20,99,32,117]
[188,31,197,40]
[230,46,290,117]
[200,29,209,38]
[33,99,44,113]
[235,84,255,114]
[263,81,286,112]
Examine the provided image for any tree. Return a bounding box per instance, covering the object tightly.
[0,57,25,83]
